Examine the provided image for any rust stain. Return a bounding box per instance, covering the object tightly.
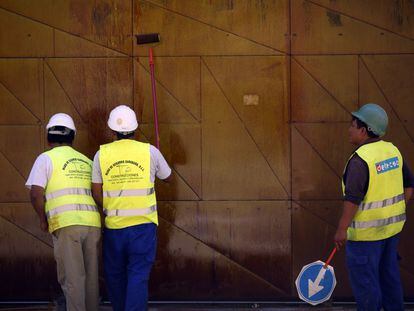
[69,1,89,32]
[256,0,269,23]
[393,0,404,25]
[208,0,234,11]
[228,0,234,10]
[303,1,312,33]
[86,107,111,146]
[326,10,342,27]
[92,2,111,36]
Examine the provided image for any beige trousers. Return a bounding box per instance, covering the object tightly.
[52,225,101,311]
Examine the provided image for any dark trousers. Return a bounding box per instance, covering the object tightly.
[346,234,404,311]
[103,223,157,311]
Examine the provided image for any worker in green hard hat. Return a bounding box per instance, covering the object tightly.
[334,103,414,310]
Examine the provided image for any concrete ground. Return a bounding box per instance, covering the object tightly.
[0,308,408,311]
[0,303,355,311]
[0,303,413,310]
[0,304,394,311]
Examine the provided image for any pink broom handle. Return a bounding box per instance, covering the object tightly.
[149,48,160,149]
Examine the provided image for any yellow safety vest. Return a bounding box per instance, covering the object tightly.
[99,139,157,229]
[343,140,406,241]
[44,146,101,233]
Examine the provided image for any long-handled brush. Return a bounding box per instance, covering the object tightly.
[136,33,161,149]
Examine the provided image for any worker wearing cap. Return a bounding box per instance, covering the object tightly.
[91,105,171,311]
[334,103,414,310]
[26,113,101,311]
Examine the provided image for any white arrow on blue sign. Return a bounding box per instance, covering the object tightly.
[295,260,337,306]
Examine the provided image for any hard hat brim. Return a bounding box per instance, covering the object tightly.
[107,121,138,132]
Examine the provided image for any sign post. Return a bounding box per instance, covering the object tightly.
[295,248,337,306]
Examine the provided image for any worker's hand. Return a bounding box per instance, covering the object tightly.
[39,219,48,232]
[334,228,347,250]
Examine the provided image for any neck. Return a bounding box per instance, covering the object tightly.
[357,136,377,146]
[49,143,71,148]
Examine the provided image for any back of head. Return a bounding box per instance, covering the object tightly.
[351,103,388,137]
[107,105,138,137]
[46,113,76,144]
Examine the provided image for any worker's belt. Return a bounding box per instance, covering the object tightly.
[46,187,92,200]
[358,193,405,211]
[350,213,406,229]
[104,205,157,217]
[46,204,98,218]
[103,187,154,198]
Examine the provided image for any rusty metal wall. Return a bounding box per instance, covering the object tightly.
[0,0,414,301]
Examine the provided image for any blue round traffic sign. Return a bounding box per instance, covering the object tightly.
[295,260,336,305]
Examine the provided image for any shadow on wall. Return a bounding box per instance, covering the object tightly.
[149,129,184,300]
[78,107,114,159]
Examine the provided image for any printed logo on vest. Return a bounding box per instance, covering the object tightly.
[62,158,91,179]
[375,157,399,174]
[105,160,145,184]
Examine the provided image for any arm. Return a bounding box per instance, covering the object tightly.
[334,154,367,249]
[91,151,105,216]
[334,201,358,249]
[30,185,48,232]
[26,155,50,233]
[405,187,413,203]
[91,182,105,225]
[162,173,172,183]
[91,182,103,209]
[151,145,172,182]
[402,160,414,203]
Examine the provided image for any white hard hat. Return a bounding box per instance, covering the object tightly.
[107,105,138,132]
[46,113,76,132]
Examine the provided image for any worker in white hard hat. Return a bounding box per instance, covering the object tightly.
[334,103,414,310]
[26,113,101,311]
[91,105,171,311]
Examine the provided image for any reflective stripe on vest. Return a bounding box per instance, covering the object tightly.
[103,188,154,198]
[46,187,92,200]
[47,204,98,218]
[104,205,157,217]
[351,213,406,229]
[358,193,405,211]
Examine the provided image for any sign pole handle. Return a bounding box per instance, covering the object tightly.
[323,247,337,269]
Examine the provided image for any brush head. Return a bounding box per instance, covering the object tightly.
[136,33,160,45]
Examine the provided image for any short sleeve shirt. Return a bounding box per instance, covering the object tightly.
[25,153,53,189]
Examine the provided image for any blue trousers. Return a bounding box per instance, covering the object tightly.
[346,234,404,311]
[103,223,157,311]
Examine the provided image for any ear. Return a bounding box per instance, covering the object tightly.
[360,126,369,138]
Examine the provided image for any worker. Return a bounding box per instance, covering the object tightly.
[334,103,414,310]
[91,105,171,311]
[26,113,101,311]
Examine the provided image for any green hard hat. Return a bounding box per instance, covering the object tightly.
[351,103,388,137]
